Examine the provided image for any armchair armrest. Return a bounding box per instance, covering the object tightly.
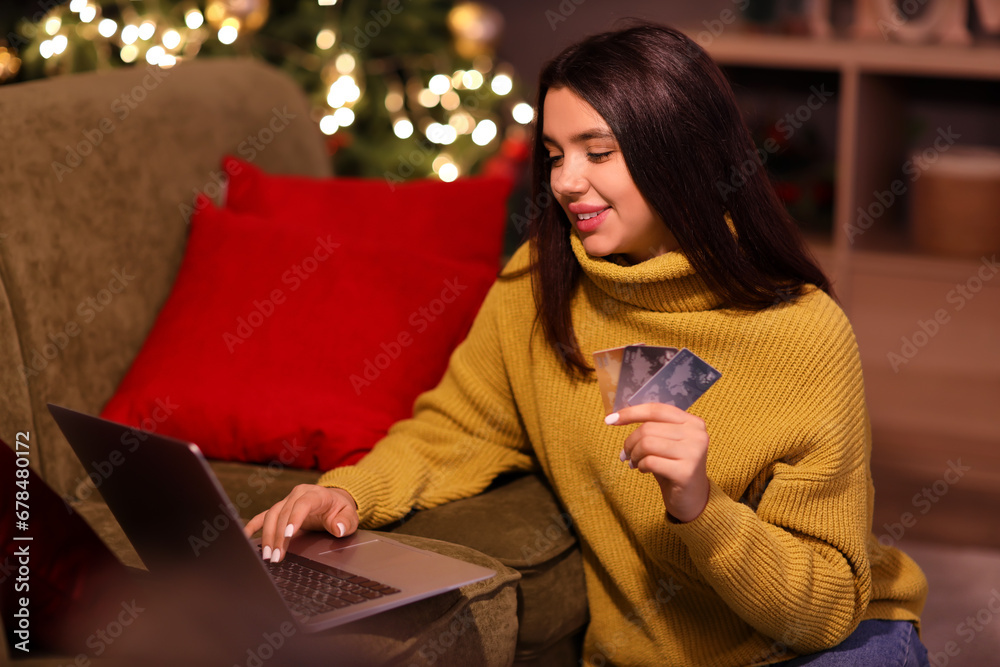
[386,472,588,666]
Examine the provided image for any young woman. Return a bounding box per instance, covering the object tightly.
[247,20,929,666]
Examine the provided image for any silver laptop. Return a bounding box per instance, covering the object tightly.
[46,403,495,634]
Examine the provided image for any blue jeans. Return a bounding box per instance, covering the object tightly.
[773,620,929,666]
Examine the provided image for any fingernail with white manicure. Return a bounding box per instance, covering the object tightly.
[270,548,281,563]
[336,522,346,537]
[284,524,294,538]
[619,449,627,462]
[262,545,271,560]
[605,412,620,425]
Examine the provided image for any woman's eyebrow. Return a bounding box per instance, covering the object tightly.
[542,129,617,146]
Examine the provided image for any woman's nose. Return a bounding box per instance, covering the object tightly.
[552,161,588,197]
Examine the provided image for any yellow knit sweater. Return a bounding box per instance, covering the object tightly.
[318,234,928,666]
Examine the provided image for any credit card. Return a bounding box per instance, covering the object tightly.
[611,345,679,413]
[593,345,631,416]
[626,347,721,411]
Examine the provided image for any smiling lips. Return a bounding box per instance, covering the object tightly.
[568,203,611,232]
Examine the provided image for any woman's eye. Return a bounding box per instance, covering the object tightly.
[545,151,611,167]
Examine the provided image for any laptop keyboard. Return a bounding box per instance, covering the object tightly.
[263,549,401,617]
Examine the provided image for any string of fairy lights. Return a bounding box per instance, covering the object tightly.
[3,0,536,181]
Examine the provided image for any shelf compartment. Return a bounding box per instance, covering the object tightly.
[849,73,1000,256]
[721,65,840,240]
[700,31,1000,80]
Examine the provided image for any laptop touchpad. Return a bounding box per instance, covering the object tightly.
[319,540,431,571]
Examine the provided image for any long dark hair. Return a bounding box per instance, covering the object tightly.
[507,20,832,378]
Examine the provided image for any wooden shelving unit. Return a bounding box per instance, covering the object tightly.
[695,31,1000,548]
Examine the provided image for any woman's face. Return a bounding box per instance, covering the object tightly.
[542,86,677,263]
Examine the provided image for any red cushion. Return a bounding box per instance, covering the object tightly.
[223,156,509,268]
[100,165,512,470]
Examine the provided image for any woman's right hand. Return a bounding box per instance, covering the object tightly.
[243,484,359,563]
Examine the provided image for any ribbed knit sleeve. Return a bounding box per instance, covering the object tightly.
[670,296,874,654]
[315,274,535,527]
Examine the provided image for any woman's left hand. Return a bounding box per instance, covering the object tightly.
[606,403,710,523]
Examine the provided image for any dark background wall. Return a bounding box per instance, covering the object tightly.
[494,0,736,100]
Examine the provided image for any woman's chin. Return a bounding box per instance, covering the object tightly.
[579,235,619,259]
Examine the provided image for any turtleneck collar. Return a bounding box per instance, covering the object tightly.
[570,232,725,313]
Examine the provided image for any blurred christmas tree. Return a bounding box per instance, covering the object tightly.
[1,0,533,180]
